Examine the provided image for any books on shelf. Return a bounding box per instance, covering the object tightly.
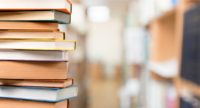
[0,10,71,24]
[147,80,177,108]
[0,0,76,107]
[181,4,200,85]
[0,0,72,14]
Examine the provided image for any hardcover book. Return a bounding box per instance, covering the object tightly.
[0,79,73,88]
[0,86,78,102]
[0,50,69,61]
[0,99,69,108]
[0,22,59,31]
[0,10,71,24]
[0,40,76,51]
[0,61,69,79]
[0,0,72,14]
[0,31,65,40]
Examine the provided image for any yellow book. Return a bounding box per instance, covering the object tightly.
[0,31,65,40]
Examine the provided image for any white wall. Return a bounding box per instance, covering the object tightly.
[86,17,123,74]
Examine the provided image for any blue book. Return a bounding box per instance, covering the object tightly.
[0,86,78,102]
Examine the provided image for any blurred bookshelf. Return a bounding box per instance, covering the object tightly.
[146,0,200,108]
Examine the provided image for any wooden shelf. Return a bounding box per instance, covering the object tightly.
[158,8,176,21]
[178,78,200,97]
[147,1,200,108]
[149,8,177,62]
[146,8,176,29]
[150,71,176,82]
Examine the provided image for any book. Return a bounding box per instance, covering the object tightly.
[0,99,69,108]
[0,40,76,51]
[0,50,69,61]
[0,0,72,14]
[0,86,78,102]
[0,10,71,24]
[0,79,73,88]
[0,61,68,79]
[0,22,59,31]
[0,31,65,40]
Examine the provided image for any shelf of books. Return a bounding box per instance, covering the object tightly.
[148,7,177,81]
[177,0,200,107]
[0,0,78,108]
[148,0,200,108]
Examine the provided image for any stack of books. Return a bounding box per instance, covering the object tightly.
[0,0,78,108]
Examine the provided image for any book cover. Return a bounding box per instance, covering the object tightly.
[0,31,65,40]
[0,22,59,31]
[0,61,69,79]
[0,99,69,108]
[0,86,78,102]
[0,10,71,24]
[0,79,73,88]
[0,40,76,51]
[0,50,69,62]
[0,0,72,14]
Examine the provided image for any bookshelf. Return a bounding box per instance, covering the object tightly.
[147,7,178,108]
[176,0,200,104]
[148,8,177,78]
[147,0,200,108]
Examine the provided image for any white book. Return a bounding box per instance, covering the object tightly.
[0,50,68,61]
[0,86,78,102]
[0,0,71,14]
[0,40,76,51]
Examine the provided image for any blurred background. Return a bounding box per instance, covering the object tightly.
[67,0,200,108]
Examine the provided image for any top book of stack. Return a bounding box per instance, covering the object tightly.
[0,0,72,14]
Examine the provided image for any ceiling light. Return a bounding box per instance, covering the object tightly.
[88,6,110,23]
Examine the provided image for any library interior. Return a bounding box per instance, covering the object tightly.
[0,0,199,108]
[69,0,200,108]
